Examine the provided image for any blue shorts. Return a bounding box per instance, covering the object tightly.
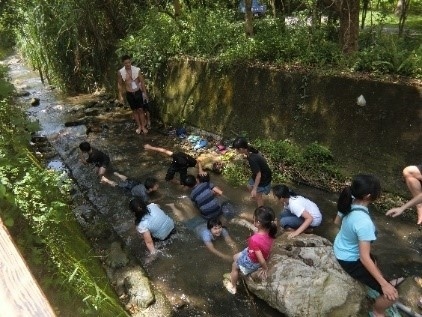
[237,248,260,275]
[248,179,271,195]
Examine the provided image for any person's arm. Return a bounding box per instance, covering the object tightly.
[251,171,262,198]
[144,144,173,156]
[386,193,422,218]
[334,214,342,226]
[288,210,313,238]
[196,160,207,176]
[142,230,156,255]
[117,72,125,104]
[253,249,269,279]
[79,150,87,164]
[212,186,223,196]
[204,241,232,261]
[224,235,238,254]
[359,241,398,301]
[137,73,148,101]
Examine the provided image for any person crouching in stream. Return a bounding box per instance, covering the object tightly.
[130,198,175,263]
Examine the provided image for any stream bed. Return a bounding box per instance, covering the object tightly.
[6,55,421,317]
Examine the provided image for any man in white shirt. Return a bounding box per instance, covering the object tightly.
[117,55,150,134]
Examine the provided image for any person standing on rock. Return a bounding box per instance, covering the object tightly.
[334,174,398,317]
[117,55,150,135]
[232,137,272,207]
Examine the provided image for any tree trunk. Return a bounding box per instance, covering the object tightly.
[244,0,254,37]
[173,0,181,17]
[397,0,410,36]
[338,0,360,54]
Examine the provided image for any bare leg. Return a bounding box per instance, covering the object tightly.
[132,110,142,134]
[403,166,422,224]
[113,171,128,181]
[100,176,117,186]
[133,109,148,134]
[255,192,264,207]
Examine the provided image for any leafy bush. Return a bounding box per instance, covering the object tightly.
[303,142,333,164]
[354,31,422,77]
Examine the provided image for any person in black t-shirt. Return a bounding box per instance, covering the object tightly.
[79,141,112,182]
[144,143,204,184]
[232,137,272,207]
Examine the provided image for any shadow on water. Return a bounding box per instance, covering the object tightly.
[7,56,421,316]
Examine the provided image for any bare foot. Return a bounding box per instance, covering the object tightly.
[142,127,148,134]
[135,128,142,134]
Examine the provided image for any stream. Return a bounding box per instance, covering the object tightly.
[6,55,421,317]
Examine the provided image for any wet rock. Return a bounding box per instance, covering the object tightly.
[64,119,88,127]
[106,241,129,269]
[245,233,365,316]
[113,266,154,309]
[31,134,48,143]
[15,89,30,97]
[84,107,100,116]
[396,276,422,315]
[30,98,40,106]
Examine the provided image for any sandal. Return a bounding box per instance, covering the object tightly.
[223,279,236,295]
[389,277,405,287]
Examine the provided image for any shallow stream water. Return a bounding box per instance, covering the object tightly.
[6,55,421,317]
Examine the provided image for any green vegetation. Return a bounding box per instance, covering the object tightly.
[0,66,127,316]
[223,139,346,191]
[0,0,420,92]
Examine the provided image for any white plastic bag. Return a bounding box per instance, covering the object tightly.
[357,94,366,107]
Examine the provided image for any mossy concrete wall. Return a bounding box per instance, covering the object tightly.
[153,58,422,194]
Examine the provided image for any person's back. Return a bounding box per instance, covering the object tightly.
[190,181,221,219]
[289,195,322,227]
[137,203,174,240]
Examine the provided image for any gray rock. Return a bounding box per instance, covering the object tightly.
[30,97,40,106]
[245,233,365,316]
[113,266,154,309]
[106,241,129,269]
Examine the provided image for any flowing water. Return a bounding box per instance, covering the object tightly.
[6,55,421,317]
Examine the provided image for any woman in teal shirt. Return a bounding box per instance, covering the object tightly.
[333,174,398,317]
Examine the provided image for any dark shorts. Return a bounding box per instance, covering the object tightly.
[165,165,188,184]
[126,90,145,111]
[337,258,382,294]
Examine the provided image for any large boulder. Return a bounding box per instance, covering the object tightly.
[246,233,365,317]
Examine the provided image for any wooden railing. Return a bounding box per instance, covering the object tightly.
[0,218,56,317]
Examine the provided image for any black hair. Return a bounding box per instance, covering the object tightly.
[254,206,277,238]
[197,172,210,183]
[207,217,222,230]
[144,177,158,190]
[121,54,131,62]
[232,137,258,154]
[212,162,223,174]
[182,174,196,188]
[272,184,297,199]
[337,174,381,215]
[79,141,91,152]
[129,198,150,225]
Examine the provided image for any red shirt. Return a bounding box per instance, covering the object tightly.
[247,232,274,263]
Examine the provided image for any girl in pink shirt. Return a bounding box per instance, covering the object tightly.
[224,206,277,294]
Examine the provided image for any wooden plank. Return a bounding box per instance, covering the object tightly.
[0,217,56,317]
